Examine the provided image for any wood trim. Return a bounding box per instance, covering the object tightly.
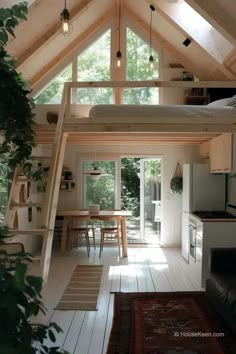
[67,80,236,88]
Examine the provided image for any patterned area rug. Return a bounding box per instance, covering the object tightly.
[107,292,236,354]
[55,265,103,310]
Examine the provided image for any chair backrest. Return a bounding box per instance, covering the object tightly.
[100,215,121,229]
[70,216,91,228]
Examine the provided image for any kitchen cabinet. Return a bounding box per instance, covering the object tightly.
[187,215,236,288]
[199,141,209,158]
[209,133,235,173]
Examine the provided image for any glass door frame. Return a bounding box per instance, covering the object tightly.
[140,157,162,242]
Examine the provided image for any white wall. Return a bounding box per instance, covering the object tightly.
[54,143,200,247]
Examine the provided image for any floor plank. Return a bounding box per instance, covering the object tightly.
[33,246,202,354]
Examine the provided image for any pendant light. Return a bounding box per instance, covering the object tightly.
[84,146,108,180]
[60,0,73,35]
[116,0,122,67]
[149,5,155,69]
[84,166,106,180]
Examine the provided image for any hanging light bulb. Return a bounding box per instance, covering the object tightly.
[60,0,73,35]
[116,50,122,67]
[149,55,154,69]
[149,5,155,69]
[116,0,122,67]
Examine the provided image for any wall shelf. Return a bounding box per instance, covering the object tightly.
[60,180,75,191]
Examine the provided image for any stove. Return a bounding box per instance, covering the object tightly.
[193,210,236,219]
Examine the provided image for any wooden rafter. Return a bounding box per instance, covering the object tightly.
[16,0,95,67]
[30,7,115,89]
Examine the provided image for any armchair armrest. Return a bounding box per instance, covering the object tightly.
[209,248,236,273]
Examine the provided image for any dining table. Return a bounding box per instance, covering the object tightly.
[57,210,132,257]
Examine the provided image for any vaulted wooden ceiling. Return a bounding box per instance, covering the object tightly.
[1,0,236,95]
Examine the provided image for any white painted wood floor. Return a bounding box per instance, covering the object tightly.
[33,247,203,354]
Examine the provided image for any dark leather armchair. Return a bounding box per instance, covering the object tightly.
[206,248,236,333]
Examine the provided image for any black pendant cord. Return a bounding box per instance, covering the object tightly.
[64,0,67,9]
[149,7,153,56]
[118,0,121,52]
[149,5,155,58]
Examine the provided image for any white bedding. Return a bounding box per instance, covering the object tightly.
[89,104,236,119]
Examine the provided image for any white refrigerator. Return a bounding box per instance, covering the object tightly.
[182,163,225,261]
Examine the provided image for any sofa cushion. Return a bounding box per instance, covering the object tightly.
[206,274,236,332]
[210,273,236,293]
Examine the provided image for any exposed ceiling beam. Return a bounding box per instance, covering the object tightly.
[16,0,95,67]
[185,0,236,46]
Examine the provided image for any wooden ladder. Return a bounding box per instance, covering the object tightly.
[4,84,70,283]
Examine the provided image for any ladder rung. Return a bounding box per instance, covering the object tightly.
[32,256,41,261]
[32,156,51,160]
[16,176,47,182]
[8,228,48,235]
[10,203,43,208]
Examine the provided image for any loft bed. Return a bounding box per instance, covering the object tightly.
[35,81,236,145]
[69,81,236,132]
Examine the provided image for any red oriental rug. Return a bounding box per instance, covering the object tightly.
[107,292,236,354]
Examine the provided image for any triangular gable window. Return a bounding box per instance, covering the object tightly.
[124,27,159,104]
[76,29,112,104]
[35,64,72,104]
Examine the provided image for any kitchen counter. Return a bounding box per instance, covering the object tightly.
[190,213,236,222]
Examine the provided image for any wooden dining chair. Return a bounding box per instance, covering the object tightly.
[80,209,96,249]
[68,216,91,256]
[99,209,122,258]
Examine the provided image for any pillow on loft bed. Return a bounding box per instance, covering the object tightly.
[207,95,236,107]
[207,97,231,107]
[226,95,236,107]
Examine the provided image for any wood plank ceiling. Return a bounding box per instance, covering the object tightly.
[2,0,236,93]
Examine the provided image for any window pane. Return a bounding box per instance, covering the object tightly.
[77,87,113,104]
[82,161,116,210]
[125,27,159,104]
[77,30,112,104]
[123,87,159,104]
[34,64,72,104]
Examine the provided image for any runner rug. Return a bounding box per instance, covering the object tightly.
[55,265,103,310]
[107,291,236,354]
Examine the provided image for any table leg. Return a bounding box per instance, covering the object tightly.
[61,217,69,256]
[120,216,128,257]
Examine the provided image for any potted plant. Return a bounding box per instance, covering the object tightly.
[0,3,70,353]
[170,163,183,194]
[0,1,35,174]
[0,227,70,354]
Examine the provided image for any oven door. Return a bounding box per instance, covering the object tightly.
[189,221,197,262]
